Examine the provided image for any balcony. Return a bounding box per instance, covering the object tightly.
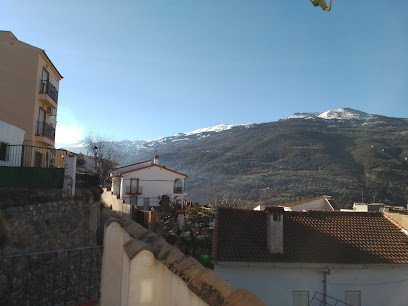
[38,80,58,104]
[36,121,55,141]
[126,186,142,195]
[174,187,184,194]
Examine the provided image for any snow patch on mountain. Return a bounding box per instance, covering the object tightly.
[184,123,253,136]
[289,112,320,119]
[318,108,374,120]
[289,108,377,121]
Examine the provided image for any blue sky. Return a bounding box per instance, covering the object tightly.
[2,0,408,146]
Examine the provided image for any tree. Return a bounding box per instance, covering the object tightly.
[186,207,214,226]
[76,153,86,168]
[209,191,252,210]
[85,133,123,186]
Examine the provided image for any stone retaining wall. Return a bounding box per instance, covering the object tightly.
[0,189,100,256]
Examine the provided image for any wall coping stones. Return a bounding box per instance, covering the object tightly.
[107,217,266,306]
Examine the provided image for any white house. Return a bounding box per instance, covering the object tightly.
[0,119,25,166]
[352,202,385,212]
[110,155,188,211]
[212,207,408,306]
[253,195,339,212]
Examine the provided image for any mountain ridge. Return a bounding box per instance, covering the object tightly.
[61,108,408,208]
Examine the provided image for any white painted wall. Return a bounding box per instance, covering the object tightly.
[101,221,208,306]
[253,198,334,212]
[102,188,131,215]
[286,198,333,211]
[63,154,77,196]
[215,264,408,306]
[121,166,186,208]
[0,120,25,166]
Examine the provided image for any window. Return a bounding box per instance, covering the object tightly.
[52,77,58,89]
[0,142,9,161]
[40,68,49,94]
[292,291,309,306]
[130,178,140,193]
[345,291,361,306]
[174,179,183,193]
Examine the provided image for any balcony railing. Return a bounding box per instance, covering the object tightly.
[174,187,184,194]
[36,121,56,141]
[39,80,59,103]
[126,186,142,194]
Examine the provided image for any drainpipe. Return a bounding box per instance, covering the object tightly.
[322,268,330,303]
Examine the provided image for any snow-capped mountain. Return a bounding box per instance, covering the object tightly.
[58,123,254,154]
[59,108,387,155]
[317,108,376,120]
[288,108,379,121]
[288,112,320,119]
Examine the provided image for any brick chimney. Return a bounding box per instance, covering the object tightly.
[265,207,284,253]
[153,154,159,164]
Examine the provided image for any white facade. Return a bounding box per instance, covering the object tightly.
[111,159,187,210]
[215,263,408,306]
[0,120,25,166]
[353,203,385,212]
[254,196,335,212]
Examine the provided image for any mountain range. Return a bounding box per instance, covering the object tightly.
[64,108,408,208]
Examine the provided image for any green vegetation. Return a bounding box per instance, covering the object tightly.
[129,118,408,208]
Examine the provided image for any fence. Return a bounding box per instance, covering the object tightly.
[0,246,102,305]
[76,173,99,189]
[0,145,66,168]
[0,145,67,189]
[309,292,352,306]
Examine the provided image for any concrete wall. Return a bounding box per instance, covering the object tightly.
[254,198,334,211]
[63,154,77,196]
[385,212,408,230]
[286,198,333,211]
[215,264,408,306]
[102,188,131,215]
[0,120,25,145]
[100,218,265,306]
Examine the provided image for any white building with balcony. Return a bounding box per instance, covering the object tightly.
[110,155,188,211]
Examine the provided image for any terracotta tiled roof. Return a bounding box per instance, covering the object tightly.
[212,207,408,264]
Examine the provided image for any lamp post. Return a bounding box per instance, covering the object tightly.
[92,145,98,182]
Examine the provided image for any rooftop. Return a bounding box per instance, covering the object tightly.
[212,207,408,265]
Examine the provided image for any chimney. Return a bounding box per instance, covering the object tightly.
[265,207,284,254]
[153,154,159,164]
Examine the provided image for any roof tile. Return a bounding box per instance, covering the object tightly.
[213,208,408,264]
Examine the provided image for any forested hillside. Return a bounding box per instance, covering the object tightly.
[120,113,408,208]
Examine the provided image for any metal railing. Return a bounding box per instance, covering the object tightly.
[126,186,142,194]
[0,246,102,305]
[174,187,184,194]
[309,291,352,306]
[37,121,56,141]
[0,145,66,168]
[39,80,59,103]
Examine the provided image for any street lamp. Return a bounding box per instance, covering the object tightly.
[92,146,98,176]
[310,0,332,12]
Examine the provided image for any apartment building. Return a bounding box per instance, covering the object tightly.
[0,30,62,149]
